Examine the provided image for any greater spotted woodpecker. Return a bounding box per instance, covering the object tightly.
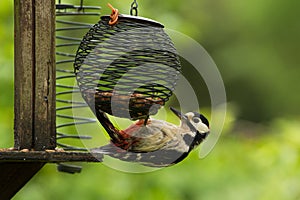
[91,107,210,167]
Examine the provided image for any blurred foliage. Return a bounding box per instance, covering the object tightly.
[141,0,300,122]
[0,0,14,148]
[0,0,299,199]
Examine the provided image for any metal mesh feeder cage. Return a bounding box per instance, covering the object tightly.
[74,14,181,120]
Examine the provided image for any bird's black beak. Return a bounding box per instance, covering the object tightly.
[170,107,187,120]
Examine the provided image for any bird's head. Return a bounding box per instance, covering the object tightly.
[170,107,210,147]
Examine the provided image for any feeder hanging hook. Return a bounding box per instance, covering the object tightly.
[130,0,138,16]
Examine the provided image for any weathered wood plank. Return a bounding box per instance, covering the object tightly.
[0,151,103,163]
[34,0,56,150]
[14,0,34,150]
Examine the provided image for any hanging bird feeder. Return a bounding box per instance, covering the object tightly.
[74,3,181,120]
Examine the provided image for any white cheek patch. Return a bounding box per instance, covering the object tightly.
[197,123,209,133]
[185,112,194,120]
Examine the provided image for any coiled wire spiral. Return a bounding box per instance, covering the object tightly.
[55,1,101,152]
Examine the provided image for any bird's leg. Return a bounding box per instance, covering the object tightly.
[143,115,150,126]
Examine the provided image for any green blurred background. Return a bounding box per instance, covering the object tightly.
[1,0,300,199]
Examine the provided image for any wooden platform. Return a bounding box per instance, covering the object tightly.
[0,149,103,163]
[0,149,103,199]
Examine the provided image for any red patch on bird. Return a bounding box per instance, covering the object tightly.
[122,119,151,135]
[112,119,152,150]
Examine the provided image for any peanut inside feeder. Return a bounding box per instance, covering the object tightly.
[74,15,181,120]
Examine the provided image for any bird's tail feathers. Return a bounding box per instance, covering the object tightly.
[94,110,122,143]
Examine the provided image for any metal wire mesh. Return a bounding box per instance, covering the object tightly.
[74,15,181,120]
[55,1,101,151]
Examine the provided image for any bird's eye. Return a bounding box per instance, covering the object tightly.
[192,117,201,123]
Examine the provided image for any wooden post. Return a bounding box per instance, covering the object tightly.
[0,0,56,199]
[14,0,56,151]
[33,0,56,150]
[14,0,35,150]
